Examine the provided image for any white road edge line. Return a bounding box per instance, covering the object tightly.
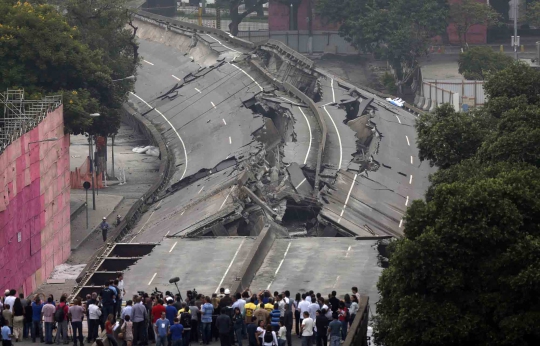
[169,241,178,253]
[295,178,307,190]
[297,107,313,165]
[338,173,358,219]
[409,175,413,184]
[266,242,292,290]
[405,196,409,206]
[172,75,181,81]
[130,92,188,180]
[129,199,163,243]
[219,186,236,211]
[143,59,154,66]
[406,135,410,146]
[323,106,343,170]
[215,238,246,293]
[331,78,336,103]
[205,34,241,54]
[148,273,157,286]
[230,63,263,91]
[395,115,401,124]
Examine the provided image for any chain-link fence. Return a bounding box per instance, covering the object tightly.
[174,4,268,31]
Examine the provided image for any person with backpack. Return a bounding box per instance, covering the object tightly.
[54,296,69,345]
[179,307,191,346]
[261,325,278,346]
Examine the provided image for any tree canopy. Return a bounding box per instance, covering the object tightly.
[0,0,138,136]
[449,0,500,47]
[316,0,449,85]
[376,63,540,345]
[458,46,514,80]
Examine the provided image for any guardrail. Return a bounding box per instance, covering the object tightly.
[343,296,370,346]
[134,10,256,51]
[263,39,315,69]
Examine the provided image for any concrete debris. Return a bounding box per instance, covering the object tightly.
[50,264,87,280]
[132,146,160,157]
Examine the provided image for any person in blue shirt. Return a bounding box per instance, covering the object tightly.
[201,297,214,345]
[169,318,184,346]
[270,304,281,332]
[31,296,44,343]
[2,320,13,346]
[165,299,178,346]
[154,312,170,346]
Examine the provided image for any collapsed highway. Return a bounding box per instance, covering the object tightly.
[73,9,433,317]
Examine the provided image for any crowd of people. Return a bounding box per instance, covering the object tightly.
[0,273,363,346]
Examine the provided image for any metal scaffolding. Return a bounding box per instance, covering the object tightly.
[0,89,62,152]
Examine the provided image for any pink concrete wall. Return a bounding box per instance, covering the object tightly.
[269,0,487,44]
[0,105,70,296]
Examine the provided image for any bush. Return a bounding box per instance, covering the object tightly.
[381,72,397,94]
[458,46,514,80]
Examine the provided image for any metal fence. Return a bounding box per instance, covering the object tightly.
[415,79,485,111]
[237,30,358,54]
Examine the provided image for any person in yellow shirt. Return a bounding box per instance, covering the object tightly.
[264,299,274,313]
[244,299,256,324]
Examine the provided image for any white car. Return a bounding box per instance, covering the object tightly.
[386,97,405,107]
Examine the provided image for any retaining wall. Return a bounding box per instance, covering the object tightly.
[0,106,70,296]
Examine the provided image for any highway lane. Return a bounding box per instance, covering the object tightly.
[317,73,434,236]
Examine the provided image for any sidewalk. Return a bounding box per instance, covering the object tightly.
[70,193,124,250]
[30,121,161,302]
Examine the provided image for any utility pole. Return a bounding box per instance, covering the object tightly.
[307,0,313,54]
[513,0,519,60]
[111,134,115,179]
[88,136,96,210]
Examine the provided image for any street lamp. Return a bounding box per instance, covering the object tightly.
[86,113,100,211]
[112,75,135,82]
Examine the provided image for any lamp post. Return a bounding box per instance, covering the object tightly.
[87,113,100,210]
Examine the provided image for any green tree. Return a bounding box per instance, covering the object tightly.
[415,104,489,169]
[375,165,540,346]
[484,62,540,105]
[449,0,500,46]
[0,0,114,134]
[64,0,139,136]
[458,46,514,80]
[317,0,449,89]
[526,0,540,27]
[216,0,268,36]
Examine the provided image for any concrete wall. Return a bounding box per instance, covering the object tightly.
[0,106,71,296]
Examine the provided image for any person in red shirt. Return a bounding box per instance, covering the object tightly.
[337,302,348,341]
[105,313,118,346]
[151,299,166,324]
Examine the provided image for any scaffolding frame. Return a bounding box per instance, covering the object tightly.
[0,90,62,152]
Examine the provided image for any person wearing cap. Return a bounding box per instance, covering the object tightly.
[218,289,232,310]
[100,217,111,242]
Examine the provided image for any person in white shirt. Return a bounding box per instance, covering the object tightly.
[4,290,16,312]
[300,312,314,346]
[262,325,279,346]
[308,298,318,321]
[88,302,102,342]
[297,295,310,327]
[277,295,286,317]
[277,320,287,346]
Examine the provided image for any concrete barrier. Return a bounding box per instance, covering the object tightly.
[417,95,425,109]
[423,98,432,111]
[343,296,370,346]
[231,222,277,294]
[283,82,327,198]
